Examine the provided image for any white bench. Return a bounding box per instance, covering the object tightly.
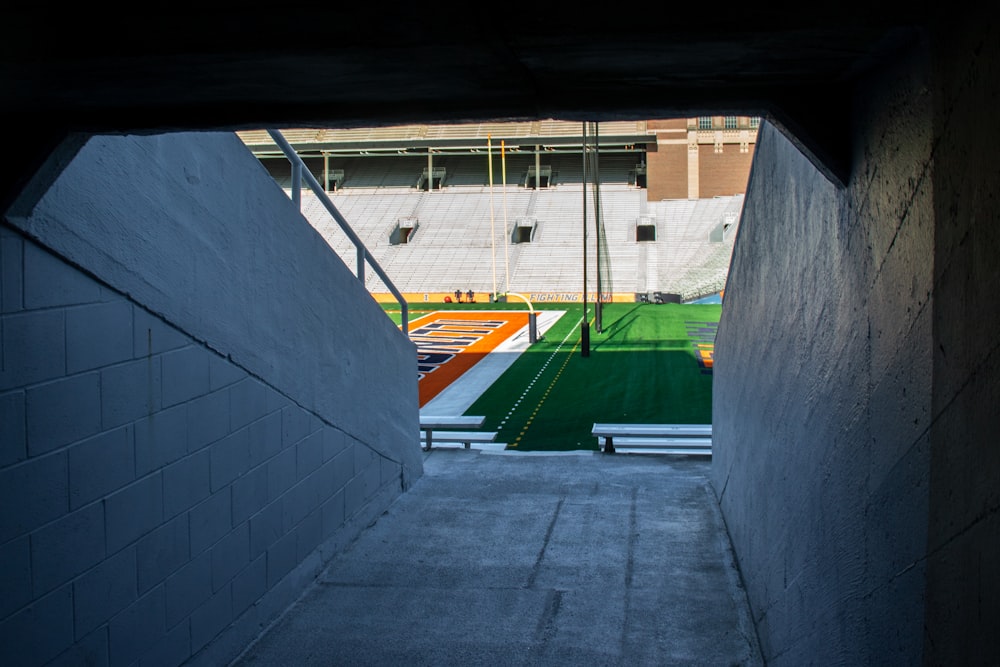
[419,415,499,451]
[591,423,712,456]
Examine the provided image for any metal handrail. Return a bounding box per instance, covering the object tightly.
[266,130,409,337]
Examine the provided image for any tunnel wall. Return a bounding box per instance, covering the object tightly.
[0,133,420,665]
[711,41,934,665]
[924,15,1000,664]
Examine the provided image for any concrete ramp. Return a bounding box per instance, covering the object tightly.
[230,450,762,666]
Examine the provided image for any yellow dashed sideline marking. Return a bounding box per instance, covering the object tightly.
[510,318,586,448]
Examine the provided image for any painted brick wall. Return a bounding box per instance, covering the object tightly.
[1,131,420,666]
[0,225,407,665]
[8,133,421,485]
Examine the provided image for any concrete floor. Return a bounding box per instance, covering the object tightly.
[229,448,763,666]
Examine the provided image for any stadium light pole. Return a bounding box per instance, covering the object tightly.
[581,122,590,358]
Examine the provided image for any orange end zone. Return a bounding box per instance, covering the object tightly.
[410,311,530,407]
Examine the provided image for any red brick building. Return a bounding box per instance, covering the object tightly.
[646,117,759,200]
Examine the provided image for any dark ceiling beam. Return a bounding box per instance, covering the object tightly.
[1,6,928,208]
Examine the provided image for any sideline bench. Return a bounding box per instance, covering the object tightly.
[419,415,499,451]
[591,423,712,456]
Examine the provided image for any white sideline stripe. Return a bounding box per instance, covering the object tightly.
[420,310,566,416]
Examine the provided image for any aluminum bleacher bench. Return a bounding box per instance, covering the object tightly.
[419,415,499,451]
[591,423,712,456]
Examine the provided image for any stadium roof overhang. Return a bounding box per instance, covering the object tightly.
[236,122,657,159]
[248,136,656,158]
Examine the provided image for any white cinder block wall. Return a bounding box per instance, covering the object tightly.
[1,132,420,666]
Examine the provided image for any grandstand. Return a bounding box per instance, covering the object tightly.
[241,123,746,303]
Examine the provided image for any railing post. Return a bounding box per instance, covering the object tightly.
[291,160,302,207]
[357,246,365,283]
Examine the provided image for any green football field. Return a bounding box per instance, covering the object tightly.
[385,301,721,451]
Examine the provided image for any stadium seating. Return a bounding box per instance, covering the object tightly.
[268,151,742,301]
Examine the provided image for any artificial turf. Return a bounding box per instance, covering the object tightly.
[385,300,722,451]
